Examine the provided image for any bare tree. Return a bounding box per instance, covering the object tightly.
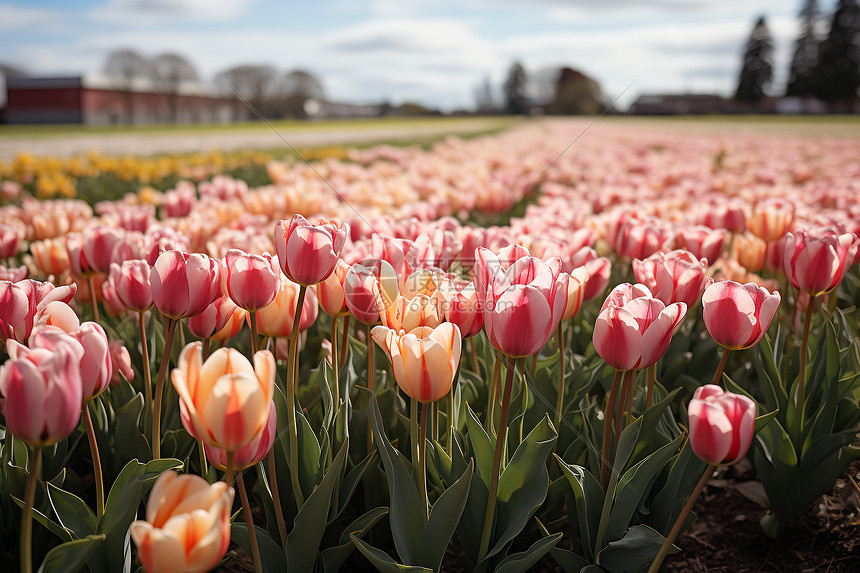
[274,69,325,118]
[151,53,199,123]
[103,48,150,123]
[214,64,276,114]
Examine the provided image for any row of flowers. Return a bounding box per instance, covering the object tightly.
[0,122,859,573]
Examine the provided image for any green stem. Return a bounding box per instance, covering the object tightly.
[249,311,259,355]
[197,439,208,477]
[647,463,716,573]
[286,285,307,510]
[83,402,104,519]
[419,401,429,523]
[646,364,656,410]
[448,362,460,458]
[469,336,480,375]
[555,321,566,429]
[20,446,41,573]
[601,370,622,488]
[267,451,288,550]
[432,402,439,444]
[477,355,517,563]
[138,311,152,417]
[798,295,815,433]
[331,315,340,404]
[411,398,420,483]
[151,317,178,459]
[485,353,502,435]
[237,471,263,573]
[711,348,731,386]
[614,370,634,449]
[202,338,211,360]
[339,315,350,369]
[366,321,375,453]
[87,276,100,324]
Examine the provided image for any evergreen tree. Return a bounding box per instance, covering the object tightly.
[504,62,529,115]
[735,16,774,102]
[786,0,821,97]
[814,0,860,104]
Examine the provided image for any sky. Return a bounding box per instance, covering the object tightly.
[0,0,840,111]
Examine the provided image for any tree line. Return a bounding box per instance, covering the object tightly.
[102,49,325,123]
[737,0,859,111]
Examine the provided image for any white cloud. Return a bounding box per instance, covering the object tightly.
[91,0,253,23]
[0,5,63,31]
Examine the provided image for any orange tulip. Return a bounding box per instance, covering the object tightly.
[171,342,275,453]
[371,323,461,403]
[129,471,233,573]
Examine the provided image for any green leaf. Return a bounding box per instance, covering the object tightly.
[596,525,674,573]
[549,547,589,573]
[293,409,323,497]
[47,483,97,539]
[606,434,684,543]
[464,404,493,486]
[113,393,151,465]
[554,457,603,561]
[420,461,473,572]
[287,438,350,572]
[754,410,779,433]
[321,507,389,573]
[37,534,105,573]
[350,536,433,573]
[11,496,73,543]
[485,415,558,561]
[231,523,286,573]
[333,449,377,519]
[367,391,424,565]
[649,441,707,536]
[495,533,562,573]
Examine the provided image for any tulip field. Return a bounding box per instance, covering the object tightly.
[1,118,860,573]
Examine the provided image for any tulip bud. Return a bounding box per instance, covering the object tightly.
[632,250,712,308]
[702,280,780,350]
[275,215,347,286]
[203,402,276,471]
[129,471,233,573]
[0,330,84,446]
[255,278,318,338]
[109,259,152,312]
[688,384,756,465]
[151,250,221,320]
[222,249,280,312]
[317,259,350,317]
[343,263,382,324]
[783,230,858,297]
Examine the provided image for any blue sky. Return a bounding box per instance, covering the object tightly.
[0,0,838,111]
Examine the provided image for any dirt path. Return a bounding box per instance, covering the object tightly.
[0,118,511,160]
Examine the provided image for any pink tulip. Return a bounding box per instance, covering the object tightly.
[222,249,280,312]
[561,266,590,321]
[202,402,276,471]
[0,280,76,344]
[593,283,687,371]
[129,471,233,573]
[688,384,756,465]
[188,295,238,340]
[674,225,726,265]
[0,330,83,446]
[66,226,123,277]
[0,264,27,282]
[72,322,112,401]
[109,339,134,386]
[783,230,858,296]
[632,250,712,308]
[371,323,462,403]
[441,279,484,338]
[475,247,569,357]
[151,250,221,320]
[614,219,674,260]
[343,263,382,324]
[162,184,196,218]
[318,259,350,317]
[0,224,21,258]
[702,280,780,350]
[275,215,347,286]
[109,260,152,312]
[210,306,248,344]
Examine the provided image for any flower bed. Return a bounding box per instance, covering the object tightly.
[0,119,858,572]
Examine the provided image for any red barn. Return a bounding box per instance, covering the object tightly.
[1,75,250,125]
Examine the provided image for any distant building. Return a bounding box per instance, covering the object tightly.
[1,74,250,125]
[629,94,730,115]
